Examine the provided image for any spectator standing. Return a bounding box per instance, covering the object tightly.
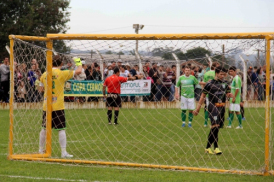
[251,67,259,100]
[27,64,37,102]
[145,61,150,73]
[257,67,265,101]
[169,65,176,101]
[117,60,122,67]
[91,63,102,81]
[105,64,114,79]
[129,65,141,102]
[87,63,102,102]
[74,60,86,81]
[148,63,159,101]
[119,65,130,102]
[111,61,116,68]
[246,66,253,100]
[142,66,151,102]
[34,73,42,102]
[180,65,185,76]
[162,67,175,101]
[85,65,93,80]
[120,65,130,78]
[17,80,26,103]
[0,57,10,102]
[61,60,74,71]
[155,65,165,101]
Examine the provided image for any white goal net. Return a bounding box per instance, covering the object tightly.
[8,34,274,175]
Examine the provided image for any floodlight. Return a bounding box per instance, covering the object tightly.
[133,24,138,29]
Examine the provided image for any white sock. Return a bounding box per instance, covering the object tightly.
[39,129,46,153]
[59,130,67,154]
[182,121,185,124]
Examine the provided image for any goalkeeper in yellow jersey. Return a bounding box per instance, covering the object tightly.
[39,55,82,158]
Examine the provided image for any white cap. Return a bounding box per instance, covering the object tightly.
[125,63,130,66]
[81,61,86,65]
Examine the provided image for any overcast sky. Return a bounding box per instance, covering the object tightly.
[67,0,274,34]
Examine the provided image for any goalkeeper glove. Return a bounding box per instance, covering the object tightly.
[73,57,82,66]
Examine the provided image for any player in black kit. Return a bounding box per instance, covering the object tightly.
[193,66,234,155]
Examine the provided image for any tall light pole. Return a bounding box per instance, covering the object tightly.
[133,24,144,61]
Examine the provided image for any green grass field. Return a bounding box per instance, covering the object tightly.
[1,108,274,181]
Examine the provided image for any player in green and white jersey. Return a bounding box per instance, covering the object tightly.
[200,62,220,127]
[175,66,199,127]
[227,66,243,129]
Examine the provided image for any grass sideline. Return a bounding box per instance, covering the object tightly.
[0,109,274,181]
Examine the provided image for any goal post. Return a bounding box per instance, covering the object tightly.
[7,33,274,176]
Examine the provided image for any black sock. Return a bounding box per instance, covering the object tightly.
[213,127,220,149]
[241,106,244,118]
[114,110,119,124]
[107,110,112,123]
[206,128,215,149]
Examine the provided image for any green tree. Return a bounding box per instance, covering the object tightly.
[0,0,71,58]
[185,47,211,60]
[162,53,174,60]
[117,51,124,55]
[105,50,112,54]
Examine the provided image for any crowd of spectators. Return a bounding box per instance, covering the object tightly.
[1,56,274,103]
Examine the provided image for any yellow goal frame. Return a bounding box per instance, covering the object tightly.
[8,32,273,176]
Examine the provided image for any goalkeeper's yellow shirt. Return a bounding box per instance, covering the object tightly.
[40,68,74,111]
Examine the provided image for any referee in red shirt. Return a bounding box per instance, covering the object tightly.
[103,67,136,125]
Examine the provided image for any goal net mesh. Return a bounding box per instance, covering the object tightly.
[10,35,274,174]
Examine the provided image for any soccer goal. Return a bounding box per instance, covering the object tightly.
[7,33,274,176]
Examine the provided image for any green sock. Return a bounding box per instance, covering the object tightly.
[189,112,193,122]
[228,113,234,126]
[237,114,242,126]
[181,110,187,122]
[204,111,209,125]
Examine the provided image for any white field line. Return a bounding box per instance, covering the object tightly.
[0,174,88,182]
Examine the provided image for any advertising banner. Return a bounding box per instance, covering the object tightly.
[64,80,151,96]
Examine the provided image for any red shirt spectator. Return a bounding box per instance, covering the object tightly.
[103,74,127,94]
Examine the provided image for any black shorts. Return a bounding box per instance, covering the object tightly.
[42,110,66,130]
[106,93,121,108]
[161,86,171,98]
[208,104,225,127]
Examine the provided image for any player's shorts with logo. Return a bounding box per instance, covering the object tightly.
[42,110,66,130]
[180,96,195,110]
[106,93,122,108]
[208,103,225,127]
